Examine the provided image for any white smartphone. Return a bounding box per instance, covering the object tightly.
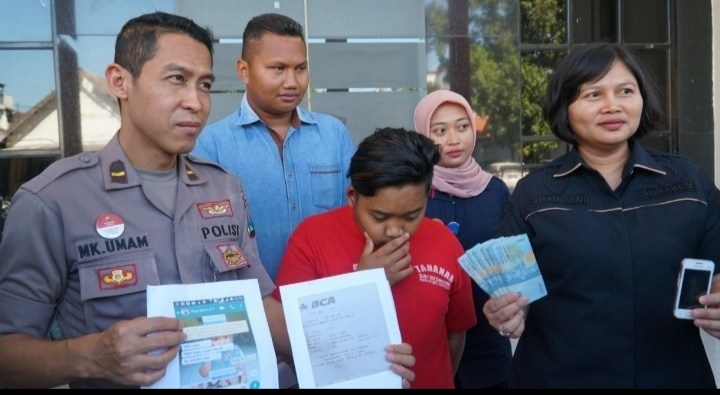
[673,258,715,319]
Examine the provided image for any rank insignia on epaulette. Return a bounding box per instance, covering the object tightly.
[185,164,198,181]
[109,160,128,184]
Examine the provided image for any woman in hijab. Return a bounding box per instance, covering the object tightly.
[414,90,512,389]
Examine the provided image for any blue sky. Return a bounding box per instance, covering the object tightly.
[2,0,439,114]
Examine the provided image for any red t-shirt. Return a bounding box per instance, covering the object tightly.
[274,205,476,388]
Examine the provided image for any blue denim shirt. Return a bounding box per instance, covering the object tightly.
[192,94,355,279]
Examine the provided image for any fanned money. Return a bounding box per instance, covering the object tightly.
[458,234,547,303]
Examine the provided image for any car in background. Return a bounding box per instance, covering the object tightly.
[485,161,523,192]
[485,161,544,193]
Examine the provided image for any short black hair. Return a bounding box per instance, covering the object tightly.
[115,11,214,78]
[543,43,663,144]
[241,13,305,60]
[348,127,440,197]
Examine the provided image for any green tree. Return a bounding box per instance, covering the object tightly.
[425,0,566,164]
[519,0,565,162]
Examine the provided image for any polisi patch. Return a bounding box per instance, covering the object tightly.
[201,224,241,240]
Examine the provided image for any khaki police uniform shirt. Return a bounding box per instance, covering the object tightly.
[0,134,274,381]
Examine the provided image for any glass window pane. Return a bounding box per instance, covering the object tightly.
[311,91,422,146]
[191,0,428,147]
[0,157,57,207]
[520,0,566,44]
[72,1,178,152]
[308,0,425,37]
[521,50,565,164]
[0,50,58,152]
[623,0,668,43]
[572,0,618,43]
[0,0,52,41]
[72,34,119,152]
[74,0,174,35]
[77,69,120,151]
[427,0,523,166]
[74,36,115,84]
[633,48,670,131]
[177,0,303,38]
[309,42,425,89]
[211,43,245,94]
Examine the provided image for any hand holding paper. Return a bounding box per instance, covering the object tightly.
[145,280,278,389]
[279,268,403,389]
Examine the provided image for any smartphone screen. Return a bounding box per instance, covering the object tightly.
[173,296,260,389]
[677,268,713,309]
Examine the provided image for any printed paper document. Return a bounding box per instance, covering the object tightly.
[280,268,402,389]
[145,280,278,389]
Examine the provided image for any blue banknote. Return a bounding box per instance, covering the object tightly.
[458,234,547,303]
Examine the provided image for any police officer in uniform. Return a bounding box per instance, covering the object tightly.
[0,12,415,389]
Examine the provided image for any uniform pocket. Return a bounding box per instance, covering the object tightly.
[77,252,160,332]
[201,241,251,282]
[309,164,342,210]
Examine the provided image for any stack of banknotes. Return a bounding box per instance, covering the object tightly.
[458,233,547,303]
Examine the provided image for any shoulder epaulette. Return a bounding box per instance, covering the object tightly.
[23,152,100,193]
[185,154,230,173]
